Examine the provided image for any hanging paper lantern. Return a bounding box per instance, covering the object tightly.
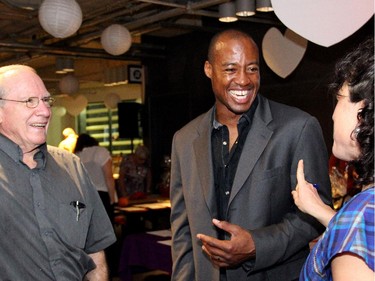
[61,95,88,116]
[104,93,121,109]
[59,74,80,95]
[39,0,82,38]
[101,24,132,56]
[53,106,67,117]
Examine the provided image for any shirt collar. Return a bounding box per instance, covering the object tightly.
[212,95,259,129]
[0,133,24,162]
[0,133,47,168]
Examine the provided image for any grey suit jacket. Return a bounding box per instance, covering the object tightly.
[170,95,331,281]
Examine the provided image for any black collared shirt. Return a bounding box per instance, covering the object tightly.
[211,97,258,236]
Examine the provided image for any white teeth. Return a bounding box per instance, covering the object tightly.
[31,124,46,128]
[229,90,249,97]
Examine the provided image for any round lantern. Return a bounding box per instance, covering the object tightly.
[104,93,121,109]
[59,74,80,95]
[61,95,88,116]
[39,0,82,38]
[101,24,132,56]
[53,106,67,117]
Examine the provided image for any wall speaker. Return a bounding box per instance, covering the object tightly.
[118,102,141,139]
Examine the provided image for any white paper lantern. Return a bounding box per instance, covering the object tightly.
[59,74,80,95]
[104,93,121,109]
[53,106,67,117]
[101,24,132,56]
[61,95,88,116]
[39,0,82,38]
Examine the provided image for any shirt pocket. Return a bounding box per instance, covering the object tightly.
[58,203,89,249]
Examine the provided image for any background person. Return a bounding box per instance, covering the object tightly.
[170,29,332,281]
[0,64,116,280]
[74,133,116,222]
[118,144,152,199]
[292,37,374,281]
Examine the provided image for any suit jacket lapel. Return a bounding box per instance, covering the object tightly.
[229,96,273,205]
[193,108,218,218]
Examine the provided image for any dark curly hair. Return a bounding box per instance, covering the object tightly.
[329,37,374,187]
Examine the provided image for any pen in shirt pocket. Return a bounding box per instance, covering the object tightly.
[70,201,86,221]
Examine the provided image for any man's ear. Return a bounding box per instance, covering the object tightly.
[204,61,212,79]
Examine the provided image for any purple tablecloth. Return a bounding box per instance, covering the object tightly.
[118,232,172,281]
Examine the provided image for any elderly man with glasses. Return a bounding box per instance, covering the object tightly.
[0,65,116,280]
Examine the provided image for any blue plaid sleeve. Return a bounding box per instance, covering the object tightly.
[300,187,374,280]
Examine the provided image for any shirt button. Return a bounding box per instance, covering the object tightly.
[225,191,230,195]
[223,141,227,145]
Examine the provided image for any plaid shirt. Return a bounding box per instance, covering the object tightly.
[300,187,375,280]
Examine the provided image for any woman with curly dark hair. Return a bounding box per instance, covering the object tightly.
[292,37,374,281]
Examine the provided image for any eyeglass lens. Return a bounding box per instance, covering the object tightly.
[27,97,55,108]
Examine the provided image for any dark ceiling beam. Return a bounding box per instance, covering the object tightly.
[0,41,166,65]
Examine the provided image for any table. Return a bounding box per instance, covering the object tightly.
[118,230,172,281]
[115,196,171,234]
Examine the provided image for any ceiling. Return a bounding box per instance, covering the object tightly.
[0,0,280,93]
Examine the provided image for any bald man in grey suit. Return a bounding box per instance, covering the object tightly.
[170,29,332,281]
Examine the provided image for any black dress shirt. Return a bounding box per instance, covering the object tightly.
[211,97,258,238]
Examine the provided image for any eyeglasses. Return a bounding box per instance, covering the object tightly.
[0,96,55,108]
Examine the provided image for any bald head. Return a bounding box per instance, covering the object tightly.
[0,65,37,98]
[207,29,258,63]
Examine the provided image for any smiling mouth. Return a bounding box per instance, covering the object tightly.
[229,90,252,99]
[31,123,47,128]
